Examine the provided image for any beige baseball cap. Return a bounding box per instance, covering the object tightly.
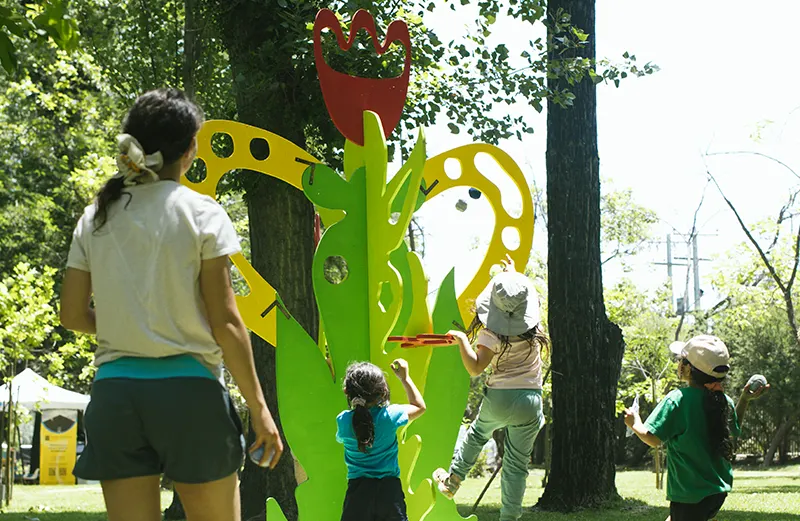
[669,335,730,379]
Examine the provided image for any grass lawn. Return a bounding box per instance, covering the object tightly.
[2,467,799,520]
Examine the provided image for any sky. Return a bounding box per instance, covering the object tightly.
[408,0,800,310]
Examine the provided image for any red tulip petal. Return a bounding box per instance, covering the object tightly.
[314,9,411,146]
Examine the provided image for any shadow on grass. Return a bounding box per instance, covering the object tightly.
[735,484,800,494]
[721,515,800,521]
[458,498,800,521]
[458,499,670,521]
[2,514,105,521]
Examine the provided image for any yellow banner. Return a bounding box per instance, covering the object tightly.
[39,410,77,485]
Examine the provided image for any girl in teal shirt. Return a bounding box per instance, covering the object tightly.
[336,359,426,521]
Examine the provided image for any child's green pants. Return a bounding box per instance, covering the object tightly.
[450,388,545,521]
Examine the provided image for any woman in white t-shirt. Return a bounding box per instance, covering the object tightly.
[433,256,548,521]
[59,88,282,521]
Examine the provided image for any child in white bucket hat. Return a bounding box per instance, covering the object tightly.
[625,335,769,521]
[433,255,548,521]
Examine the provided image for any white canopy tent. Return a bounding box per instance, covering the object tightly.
[0,368,89,411]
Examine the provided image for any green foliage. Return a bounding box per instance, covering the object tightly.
[408,1,658,144]
[0,0,79,74]
[74,0,234,117]
[0,262,58,375]
[710,235,800,446]
[535,180,659,271]
[42,332,96,392]
[601,185,658,266]
[607,279,679,414]
[467,448,489,478]
[0,39,118,277]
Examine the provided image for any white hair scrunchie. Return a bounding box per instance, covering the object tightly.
[113,134,164,186]
[350,397,367,408]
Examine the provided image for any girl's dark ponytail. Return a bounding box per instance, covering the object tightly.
[690,365,734,462]
[93,88,204,231]
[343,362,391,453]
[352,403,376,453]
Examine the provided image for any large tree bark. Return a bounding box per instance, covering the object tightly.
[536,0,626,510]
[213,2,320,520]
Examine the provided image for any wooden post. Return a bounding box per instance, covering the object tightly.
[5,365,13,506]
[651,378,664,490]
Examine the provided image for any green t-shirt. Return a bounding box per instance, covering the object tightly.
[644,387,741,504]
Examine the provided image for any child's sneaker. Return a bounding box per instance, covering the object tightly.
[433,468,461,499]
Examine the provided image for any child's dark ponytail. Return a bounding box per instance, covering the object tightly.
[93,88,204,231]
[343,362,391,453]
[689,363,734,462]
[351,400,375,453]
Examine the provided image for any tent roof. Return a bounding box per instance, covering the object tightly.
[0,368,89,411]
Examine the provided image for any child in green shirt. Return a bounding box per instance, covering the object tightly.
[625,335,768,521]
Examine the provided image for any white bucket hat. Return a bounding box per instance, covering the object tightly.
[669,335,730,379]
[476,271,540,337]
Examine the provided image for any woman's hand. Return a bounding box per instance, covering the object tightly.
[249,405,284,469]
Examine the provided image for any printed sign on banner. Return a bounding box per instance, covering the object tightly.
[40,409,77,485]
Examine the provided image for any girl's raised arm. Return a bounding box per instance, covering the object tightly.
[391,359,426,421]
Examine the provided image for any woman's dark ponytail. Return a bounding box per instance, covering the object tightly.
[93,177,130,232]
[690,365,734,462]
[93,88,204,231]
[343,362,391,453]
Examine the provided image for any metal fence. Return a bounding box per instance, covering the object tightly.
[735,409,799,462]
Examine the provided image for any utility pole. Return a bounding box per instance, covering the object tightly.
[692,234,701,312]
[666,234,673,281]
[654,233,713,314]
[653,234,686,313]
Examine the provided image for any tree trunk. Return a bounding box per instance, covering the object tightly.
[763,415,796,468]
[213,2,320,520]
[614,417,627,465]
[536,0,626,510]
[183,0,197,100]
[779,427,790,465]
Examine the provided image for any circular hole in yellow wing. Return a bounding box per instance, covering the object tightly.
[211,133,234,159]
[444,157,462,180]
[250,137,270,161]
[502,226,521,251]
[185,158,207,183]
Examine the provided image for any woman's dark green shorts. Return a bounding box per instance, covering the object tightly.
[74,378,245,484]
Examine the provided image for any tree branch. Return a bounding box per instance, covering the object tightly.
[787,221,800,293]
[706,169,788,295]
[705,151,800,181]
[707,167,800,347]
[675,182,707,340]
